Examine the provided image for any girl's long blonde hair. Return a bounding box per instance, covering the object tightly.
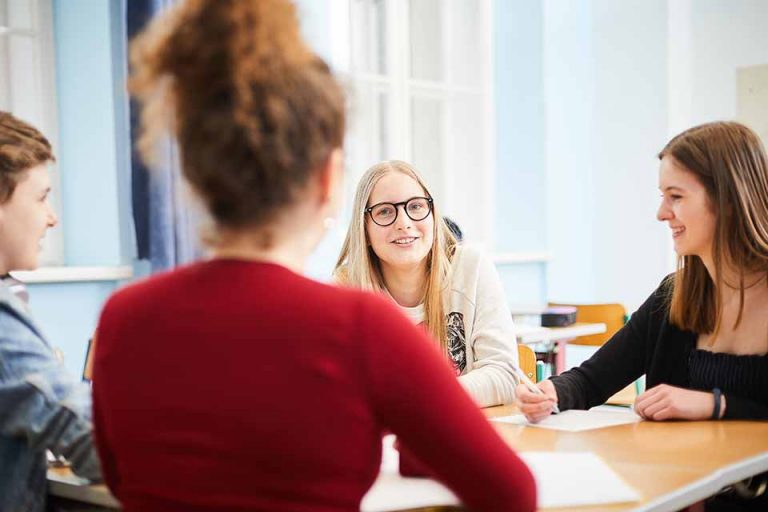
[335,160,458,352]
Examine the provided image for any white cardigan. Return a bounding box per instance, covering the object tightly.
[397,245,520,406]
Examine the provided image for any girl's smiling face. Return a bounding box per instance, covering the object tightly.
[0,164,58,273]
[657,155,716,260]
[366,171,434,273]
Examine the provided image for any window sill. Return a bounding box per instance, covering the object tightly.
[492,252,550,265]
[11,266,133,284]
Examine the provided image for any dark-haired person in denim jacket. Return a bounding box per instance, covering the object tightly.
[0,111,101,512]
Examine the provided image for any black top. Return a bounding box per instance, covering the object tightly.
[689,349,768,404]
[551,276,768,420]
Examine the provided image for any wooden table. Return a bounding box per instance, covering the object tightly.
[485,405,768,512]
[48,406,768,511]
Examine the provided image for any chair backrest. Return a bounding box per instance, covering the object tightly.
[548,303,626,346]
[517,344,537,383]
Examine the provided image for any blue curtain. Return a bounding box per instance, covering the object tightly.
[127,0,202,272]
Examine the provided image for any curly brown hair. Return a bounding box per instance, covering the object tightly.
[129,0,345,234]
[0,111,55,204]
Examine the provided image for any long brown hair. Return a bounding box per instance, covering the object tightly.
[334,160,458,352]
[129,0,345,242]
[659,122,768,337]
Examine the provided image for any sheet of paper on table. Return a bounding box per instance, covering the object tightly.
[362,438,640,510]
[522,452,640,508]
[491,408,641,432]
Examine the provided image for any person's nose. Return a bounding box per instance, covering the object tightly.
[656,199,672,222]
[46,203,58,227]
[393,204,413,229]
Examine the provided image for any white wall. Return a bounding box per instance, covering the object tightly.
[544,0,768,314]
[589,0,669,312]
[688,0,768,125]
[545,0,673,313]
[543,0,598,305]
[542,0,768,371]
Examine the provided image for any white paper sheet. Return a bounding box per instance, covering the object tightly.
[362,436,461,512]
[362,438,640,510]
[361,473,460,512]
[491,408,641,432]
[521,452,641,508]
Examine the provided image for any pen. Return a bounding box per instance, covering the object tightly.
[514,365,560,414]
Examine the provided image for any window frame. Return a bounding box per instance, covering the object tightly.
[339,0,496,247]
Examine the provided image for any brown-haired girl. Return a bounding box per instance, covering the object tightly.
[518,121,768,508]
[92,1,535,511]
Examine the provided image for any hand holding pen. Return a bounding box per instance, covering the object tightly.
[514,369,560,423]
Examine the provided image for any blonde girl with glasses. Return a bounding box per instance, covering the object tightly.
[335,160,521,407]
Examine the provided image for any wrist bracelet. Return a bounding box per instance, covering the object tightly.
[712,387,722,420]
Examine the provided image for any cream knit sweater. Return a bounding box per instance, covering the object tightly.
[396,245,520,406]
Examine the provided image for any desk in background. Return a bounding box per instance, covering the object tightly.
[514,322,607,375]
[48,405,768,512]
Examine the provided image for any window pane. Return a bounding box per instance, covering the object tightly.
[444,93,485,239]
[377,91,390,160]
[0,36,9,109]
[8,0,34,31]
[351,0,387,75]
[347,81,390,181]
[411,95,444,201]
[409,0,443,82]
[8,35,42,123]
[444,0,483,87]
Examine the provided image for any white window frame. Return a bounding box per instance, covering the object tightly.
[0,0,63,266]
[334,0,495,248]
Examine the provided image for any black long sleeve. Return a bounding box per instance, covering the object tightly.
[550,276,768,420]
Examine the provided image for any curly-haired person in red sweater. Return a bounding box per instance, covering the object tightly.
[91,1,536,511]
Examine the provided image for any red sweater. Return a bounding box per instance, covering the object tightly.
[93,260,535,512]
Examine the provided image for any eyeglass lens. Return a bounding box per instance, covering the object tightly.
[370,197,431,226]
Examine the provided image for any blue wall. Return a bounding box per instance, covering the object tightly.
[28,0,133,376]
[493,0,547,306]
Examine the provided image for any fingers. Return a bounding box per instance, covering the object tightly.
[648,407,674,421]
[516,383,558,423]
[634,384,666,415]
[519,400,556,423]
[635,384,679,421]
[634,392,655,419]
[516,384,552,404]
[637,396,670,420]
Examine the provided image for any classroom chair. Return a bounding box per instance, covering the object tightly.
[547,302,639,404]
[517,344,537,383]
[548,303,626,346]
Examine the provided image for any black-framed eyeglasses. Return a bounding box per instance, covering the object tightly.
[364,196,434,227]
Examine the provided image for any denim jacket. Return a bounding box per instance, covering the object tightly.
[0,281,101,512]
